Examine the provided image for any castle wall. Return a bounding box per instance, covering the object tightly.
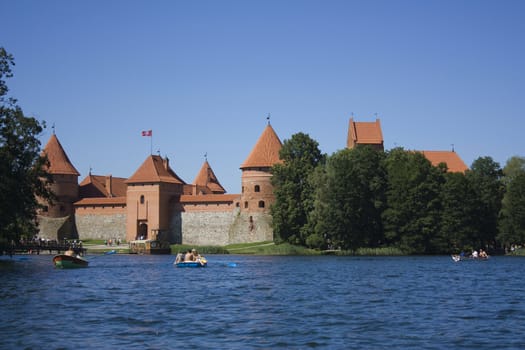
[178,208,236,246]
[75,206,127,241]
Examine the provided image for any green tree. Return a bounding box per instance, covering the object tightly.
[308,147,386,251]
[382,148,443,254]
[0,47,51,246]
[498,156,525,246]
[439,172,478,252]
[271,132,325,245]
[466,156,504,249]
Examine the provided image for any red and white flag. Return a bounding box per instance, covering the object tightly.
[141,130,152,137]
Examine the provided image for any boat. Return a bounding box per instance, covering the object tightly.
[174,253,207,267]
[53,254,89,268]
[451,254,490,262]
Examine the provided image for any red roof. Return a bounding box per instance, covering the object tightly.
[193,160,226,194]
[347,118,384,148]
[420,151,468,173]
[75,197,127,206]
[42,134,80,176]
[181,194,239,203]
[79,174,127,198]
[126,155,186,184]
[240,124,283,169]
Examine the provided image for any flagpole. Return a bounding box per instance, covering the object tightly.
[150,132,153,155]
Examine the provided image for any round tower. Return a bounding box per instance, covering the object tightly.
[239,122,282,213]
[40,134,80,217]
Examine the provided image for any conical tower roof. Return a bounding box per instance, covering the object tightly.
[240,123,283,169]
[193,160,226,194]
[42,134,80,176]
[126,155,186,184]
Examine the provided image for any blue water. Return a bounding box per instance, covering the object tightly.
[1,254,524,349]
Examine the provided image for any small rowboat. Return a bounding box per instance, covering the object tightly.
[174,256,207,268]
[451,254,489,262]
[53,254,89,268]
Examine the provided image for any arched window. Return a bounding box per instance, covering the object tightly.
[244,201,249,208]
[258,201,265,208]
[254,185,260,192]
[140,195,145,204]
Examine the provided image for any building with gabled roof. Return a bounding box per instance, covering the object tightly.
[419,150,469,173]
[347,118,384,151]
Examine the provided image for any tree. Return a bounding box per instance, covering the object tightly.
[498,156,525,246]
[466,157,504,249]
[308,147,386,251]
[439,172,478,252]
[0,47,51,246]
[271,132,325,245]
[382,148,444,254]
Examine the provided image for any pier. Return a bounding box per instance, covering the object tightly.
[0,241,87,256]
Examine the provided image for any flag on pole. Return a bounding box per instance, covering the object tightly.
[142,130,152,136]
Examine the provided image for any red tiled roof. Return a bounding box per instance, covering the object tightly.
[79,174,127,198]
[347,118,384,148]
[193,160,226,194]
[240,124,283,169]
[420,151,469,173]
[42,134,80,175]
[126,155,186,184]
[180,194,239,203]
[74,196,127,206]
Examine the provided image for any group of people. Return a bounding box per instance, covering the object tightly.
[175,248,203,264]
[471,249,489,259]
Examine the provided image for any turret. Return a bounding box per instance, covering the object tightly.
[239,122,282,213]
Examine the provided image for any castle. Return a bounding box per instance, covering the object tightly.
[37,118,467,245]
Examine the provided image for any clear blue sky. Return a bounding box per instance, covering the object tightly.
[3,0,524,193]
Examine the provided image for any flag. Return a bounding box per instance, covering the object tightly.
[142,130,152,136]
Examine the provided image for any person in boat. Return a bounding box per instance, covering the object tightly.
[471,250,478,258]
[175,253,183,264]
[479,249,488,258]
[184,249,194,262]
[192,249,201,262]
[64,248,75,256]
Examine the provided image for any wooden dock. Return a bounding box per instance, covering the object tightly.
[0,242,87,256]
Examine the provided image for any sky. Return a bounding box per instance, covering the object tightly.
[2,0,524,193]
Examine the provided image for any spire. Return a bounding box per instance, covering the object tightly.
[240,123,283,169]
[42,134,80,175]
[193,159,226,194]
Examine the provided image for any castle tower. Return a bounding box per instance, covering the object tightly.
[125,155,185,242]
[192,159,226,195]
[239,122,283,213]
[347,118,384,151]
[40,133,80,217]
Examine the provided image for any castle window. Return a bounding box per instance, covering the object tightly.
[242,186,244,193]
[236,202,240,207]
[254,185,260,192]
[244,201,249,209]
[140,195,145,204]
[258,201,265,208]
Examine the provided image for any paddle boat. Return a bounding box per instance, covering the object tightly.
[53,252,89,268]
[174,253,207,267]
[451,254,490,262]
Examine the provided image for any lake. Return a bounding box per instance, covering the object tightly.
[1,254,524,349]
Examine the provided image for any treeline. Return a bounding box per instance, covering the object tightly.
[271,133,525,254]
